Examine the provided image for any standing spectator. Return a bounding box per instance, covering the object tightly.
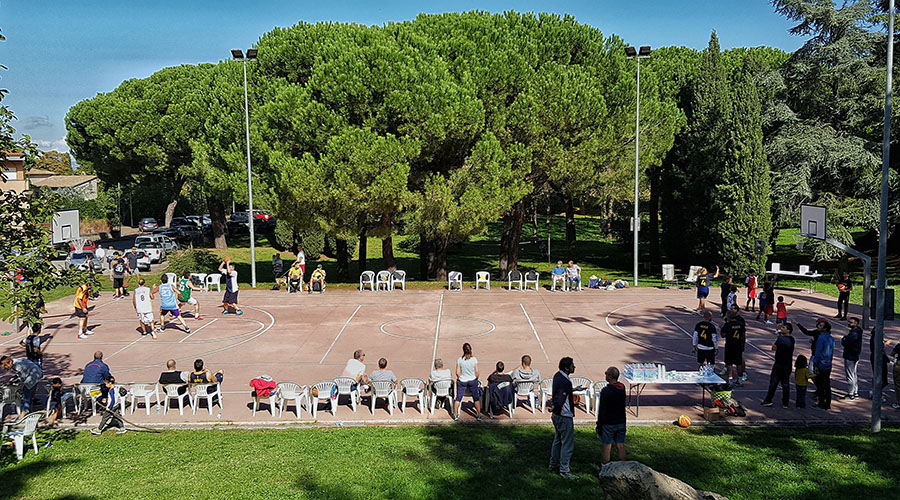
[1,355,42,420]
[341,350,369,392]
[756,287,768,322]
[727,285,738,313]
[551,261,566,290]
[370,358,397,383]
[722,310,747,385]
[811,325,835,410]
[835,272,852,320]
[105,245,116,269]
[891,341,900,409]
[126,246,141,283]
[549,356,581,479]
[870,331,890,403]
[454,342,482,421]
[797,318,829,358]
[566,260,581,291]
[91,376,126,435]
[110,255,129,299]
[762,323,795,408]
[80,351,111,384]
[774,296,795,328]
[596,366,627,467]
[73,283,93,339]
[272,253,283,278]
[761,277,776,323]
[794,355,812,409]
[295,245,306,276]
[745,271,758,312]
[218,258,243,315]
[840,317,863,400]
[95,245,106,270]
[695,266,720,313]
[692,311,718,370]
[720,275,733,317]
[429,359,452,383]
[20,323,43,368]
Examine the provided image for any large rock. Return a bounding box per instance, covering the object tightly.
[597,461,728,500]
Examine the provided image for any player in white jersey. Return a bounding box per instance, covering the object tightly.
[132,278,157,339]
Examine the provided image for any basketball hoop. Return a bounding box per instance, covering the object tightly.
[792,233,807,251]
[69,238,89,253]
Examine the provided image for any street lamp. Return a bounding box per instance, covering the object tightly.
[232,48,258,288]
[625,45,650,287]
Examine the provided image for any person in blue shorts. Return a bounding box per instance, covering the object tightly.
[695,265,719,313]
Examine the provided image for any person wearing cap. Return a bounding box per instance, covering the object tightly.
[309,264,326,293]
[74,282,94,339]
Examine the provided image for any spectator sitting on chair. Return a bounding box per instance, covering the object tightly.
[287,261,304,293]
[566,260,581,291]
[81,351,111,384]
[159,359,190,394]
[370,357,397,383]
[551,261,566,290]
[1,355,42,420]
[342,350,369,392]
[309,264,326,293]
[46,377,71,426]
[272,253,283,277]
[430,358,452,384]
[188,358,224,385]
[510,355,541,385]
[596,366,627,467]
[488,361,513,385]
[91,376,125,435]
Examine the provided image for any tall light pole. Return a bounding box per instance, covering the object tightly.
[232,48,258,288]
[626,45,651,286]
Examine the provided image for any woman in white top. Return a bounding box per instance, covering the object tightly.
[454,342,482,421]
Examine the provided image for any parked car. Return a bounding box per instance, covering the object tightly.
[173,224,202,243]
[135,250,152,272]
[230,212,248,224]
[135,234,172,252]
[65,250,103,273]
[136,241,165,263]
[139,218,158,232]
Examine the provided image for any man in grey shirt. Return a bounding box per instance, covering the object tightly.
[2,355,43,419]
[509,354,541,384]
[369,358,397,383]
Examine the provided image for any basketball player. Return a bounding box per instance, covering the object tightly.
[154,274,191,333]
[132,278,157,339]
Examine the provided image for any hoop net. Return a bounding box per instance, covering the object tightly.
[70,238,89,252]
[792,233,808,250]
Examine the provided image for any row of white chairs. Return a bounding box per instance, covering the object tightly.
[160,272,223,292]
[359,270,407,291]
[451,270,543,291]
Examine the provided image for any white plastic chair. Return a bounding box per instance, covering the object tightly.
[332,376,360,414]
[399,378,428,414]
[570,376,593,414]
[359,271,375,291]
[539,378,553,413]
[512,380,538,414]
[164,272,178,285]
[448,271,462,291]
[563,274,583,291]
[551,273,566,291]
[684,265,701,283]
[205,273,222,292]
[593,380,609,415]
[391,270,406,291]
[507,269,523,290]
[73,383,100,416]
[1,384,22,419]
[276,382,308,419]
[311,380,337,419]
[376,271,392,291]
[192,383,223,415]
[162,384,192,415]
[430,379,453,415]
[770,263,781,273]
[252,389,277,418]
[370,380,397,416]
[44,382,69,420]
[475,271,490,290]
[128,383,160,415]
[2,411,43,460]
[662,264,676,288]
[524,271,539,291]
[799,265,810,275]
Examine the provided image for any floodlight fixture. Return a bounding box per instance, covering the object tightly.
[231,49,244,59]
[246,48,258,59]
[624,46,636,57]
[639,45,651,56]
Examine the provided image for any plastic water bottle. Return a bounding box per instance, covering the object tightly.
[216,413,221,420]
[336,421,343,427]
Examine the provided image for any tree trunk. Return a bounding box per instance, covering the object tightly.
[648,167,660,267]
[381,213,395,269]
[565,196,577,258]
[207,196,228,250]
[324,237,334,258]
[336,238,350,280]
[358,228,367,274]
[499,199,526,279]
[426,234,449,282]
[419,234,430,280]
[163,178,185,228]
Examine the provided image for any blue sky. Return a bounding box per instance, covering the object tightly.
[0,1,805,153]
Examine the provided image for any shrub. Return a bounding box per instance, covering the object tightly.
[397,233,420,254]
[166,248,222,276]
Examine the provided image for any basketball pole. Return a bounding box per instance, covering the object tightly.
[872,0,893,434]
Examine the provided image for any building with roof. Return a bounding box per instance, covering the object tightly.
[1,152,28,194]
[29,174,99,200]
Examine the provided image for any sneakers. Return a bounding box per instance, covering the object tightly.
[734,379,744,387]
[153,327,163,334]
[475,414,483,422]
[78,333,89,340]
[558,472,578,480]
[892,403,900,409]
[150,331,157,340]
[184,326,191,333]
[236,310,243,316]
[221,310,230,315]
[765,320,773,325]
[116,428,127,434]
[832,314,843,319]
[452,414,460,421]
[84,329,95,335]
[761,401,774,407]
[195,316,203,321]
[549,465,559,473]
[782,404,790,409]
[741,374,748,382]
[90,428,102,435]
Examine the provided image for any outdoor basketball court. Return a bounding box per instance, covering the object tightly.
[3,282,898,426]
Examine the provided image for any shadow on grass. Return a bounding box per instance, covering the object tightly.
[0,456,88,500]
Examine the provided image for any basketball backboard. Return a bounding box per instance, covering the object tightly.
[800,205,826,240]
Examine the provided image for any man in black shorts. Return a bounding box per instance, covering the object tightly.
[125,246,141,293]
[721,310,746,386]
[109,253,129,299]
[692,311,718,369]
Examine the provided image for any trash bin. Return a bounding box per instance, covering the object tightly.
[869,287,895,321]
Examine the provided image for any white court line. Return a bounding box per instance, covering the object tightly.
[105,335,146,360]
[179,318,218,343]
[661,315,695,339]
[319,305,362,364]
[431,294,444,367]
[666,313,774,361]
[520,303,550,362]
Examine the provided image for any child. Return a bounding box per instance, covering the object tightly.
[20,324,43,368]
[794,355,812,409]
[46,377,70,426]
[91,375,126,434]
[745,271,758,312]
[775,296,795,328]
[727,285,738,312]
[756,288,768,322]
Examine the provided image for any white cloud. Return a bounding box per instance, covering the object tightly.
[34,137,70,153]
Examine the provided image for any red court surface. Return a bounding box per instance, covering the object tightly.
[3,284,898,427]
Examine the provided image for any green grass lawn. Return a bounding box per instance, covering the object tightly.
[1,425,897,500]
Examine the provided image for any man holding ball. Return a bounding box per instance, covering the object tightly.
[218,257,243,316]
